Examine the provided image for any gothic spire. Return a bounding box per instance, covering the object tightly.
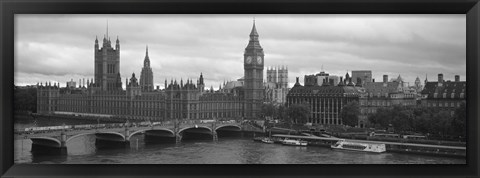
[250,19,258,37]
[144,45,150,67]
[245,19,263,53]
[199,72,204,85]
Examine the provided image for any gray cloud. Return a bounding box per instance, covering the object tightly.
[15,14,466,89]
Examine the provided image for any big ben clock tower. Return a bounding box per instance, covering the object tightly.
[244,20,264,119]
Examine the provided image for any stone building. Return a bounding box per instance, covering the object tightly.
[358,74,417,128]
[94,34,122,91]
[420,74,466,116]
[286,76,363,125]
[37,22,266,121]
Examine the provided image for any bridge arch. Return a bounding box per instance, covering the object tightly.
[215,125,242,131]
[178,125,212,134]
[126,128,175,140]
[95,131,126,141]
[127,129,148,141]
[66,133,95,143]
[31,137,62,148]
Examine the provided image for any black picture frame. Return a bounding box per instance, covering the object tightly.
[1,0,479,177]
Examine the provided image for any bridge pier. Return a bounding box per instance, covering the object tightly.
[212,131,218,142]
[60,131,67,147]
[175,134,182,144]
[124,127,130,142]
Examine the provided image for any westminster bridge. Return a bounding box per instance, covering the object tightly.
[20,121,264,154]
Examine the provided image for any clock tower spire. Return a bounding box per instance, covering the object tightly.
[244,19,264,119]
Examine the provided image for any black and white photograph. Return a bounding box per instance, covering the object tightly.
[13,14,466,164]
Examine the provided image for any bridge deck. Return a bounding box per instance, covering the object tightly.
[272,134,466,150]
[16,123,246,140]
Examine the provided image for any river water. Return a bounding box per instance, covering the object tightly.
[14,135,465,164]
[14,117,466,164]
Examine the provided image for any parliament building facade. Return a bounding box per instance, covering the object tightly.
[37,22,265,121]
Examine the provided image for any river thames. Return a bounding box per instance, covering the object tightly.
[14,135,465,164]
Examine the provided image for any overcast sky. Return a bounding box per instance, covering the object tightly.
[15,14,466,89]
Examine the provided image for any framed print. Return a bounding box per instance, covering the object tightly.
[1,0,479,177]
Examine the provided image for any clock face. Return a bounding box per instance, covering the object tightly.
[246,56,252,64]
[256,56,263,64]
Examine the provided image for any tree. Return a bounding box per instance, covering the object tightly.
[277,104,287,121]
[340,101,360,127]
[260,103,276,119]
[433,111,453,138]
[367,105,416,132]
[286,103,310,125]
[390,105,413,133]
[452,102,466,137]
[14,87,37,113]
[368,107,391,129]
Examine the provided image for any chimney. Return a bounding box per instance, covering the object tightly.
[383,75,388,83]
[296,77,299,84]
[157,86,160,90]
[438,73,444,83]
[373,78,375,82]
[339,77,344,86]
[455,75,460,82]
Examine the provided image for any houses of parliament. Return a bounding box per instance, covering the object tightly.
[36,22,276,121]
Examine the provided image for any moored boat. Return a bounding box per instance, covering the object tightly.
[261,137,274,144]
[331,139,386,153]
[282,138,308,146]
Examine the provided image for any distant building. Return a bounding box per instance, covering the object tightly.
[351,70,372,85]
[66,79,76,88]
[420,74,466,116]
[413,76,423,93]
[287,76,363,125]
[264,66,289,104]
[304,71,330,86]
